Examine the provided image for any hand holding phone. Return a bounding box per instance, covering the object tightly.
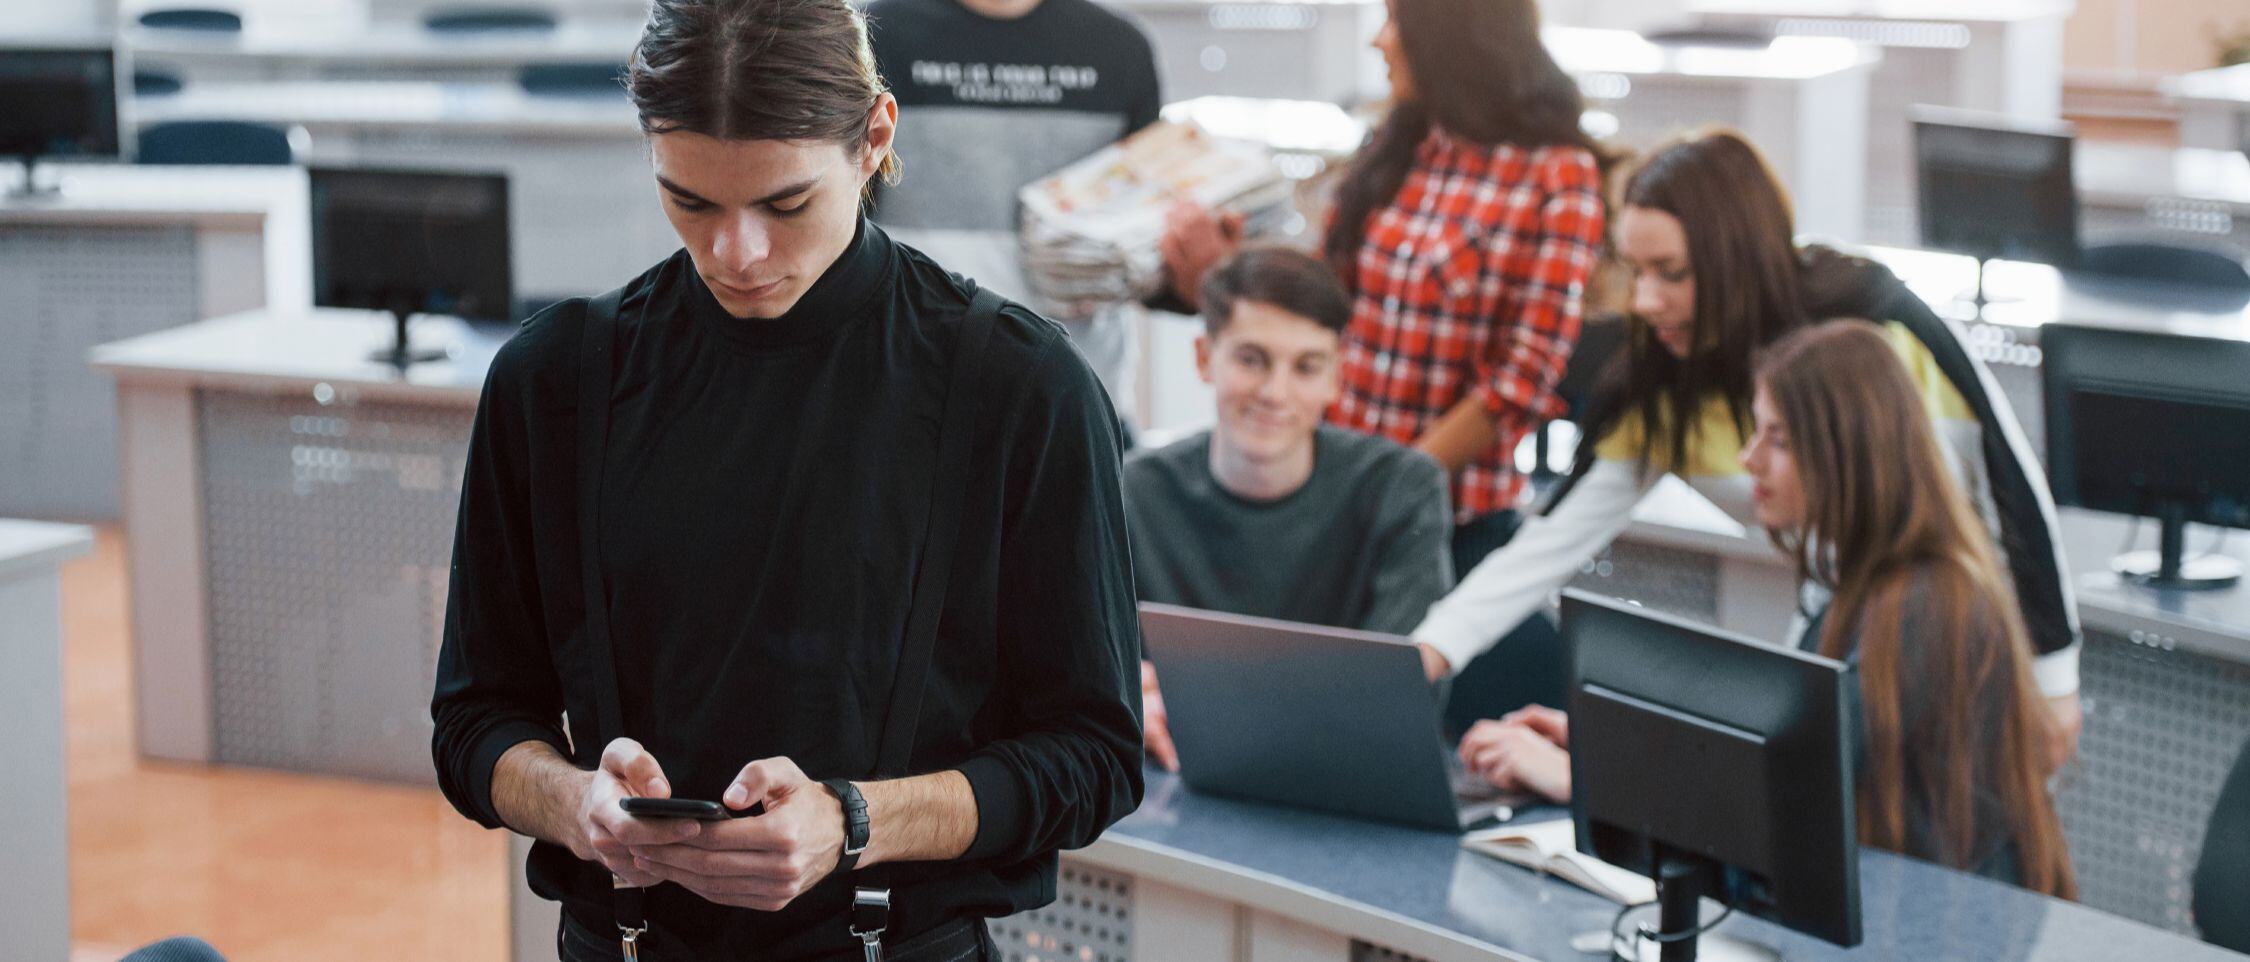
[619,796,764,821]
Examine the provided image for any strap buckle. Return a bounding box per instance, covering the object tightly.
[851,886,891,962]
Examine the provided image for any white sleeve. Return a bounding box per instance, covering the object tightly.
[2033,642,2081,699]
[1412,459,1656,674]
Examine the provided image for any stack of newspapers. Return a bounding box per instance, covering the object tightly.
[1017,119,1292,315]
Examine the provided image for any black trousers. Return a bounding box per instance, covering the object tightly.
[1441,510,1573,740]
[558,912,995,962]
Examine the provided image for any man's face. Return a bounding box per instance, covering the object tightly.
[647,100,893,320]
[1195,299,1342,463]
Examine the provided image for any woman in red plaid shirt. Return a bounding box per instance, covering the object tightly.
[1163,0,1609,679]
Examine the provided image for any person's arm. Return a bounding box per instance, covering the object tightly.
[1412,459,1655,678]
[1361,453,1457,635]
[430,329,574,831]
[951,336,1145,862]
[1438,155,1605,472]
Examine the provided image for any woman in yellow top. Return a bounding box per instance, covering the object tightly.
[1418,129,2083,761]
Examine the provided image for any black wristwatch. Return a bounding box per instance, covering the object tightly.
[822,778,872,874]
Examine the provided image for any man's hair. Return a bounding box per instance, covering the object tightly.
[1197,247,1353,338]
[626,0,900,183]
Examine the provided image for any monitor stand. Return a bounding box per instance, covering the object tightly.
[1945,256,2024,318]
[371,309,454,369]
[2115,506,2243,590]
[6,155,62,201]
[1603,857,1783,962]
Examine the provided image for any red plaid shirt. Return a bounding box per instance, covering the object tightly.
[1328,129,1605,521]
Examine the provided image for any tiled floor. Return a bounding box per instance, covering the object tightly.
[60,526,508,962]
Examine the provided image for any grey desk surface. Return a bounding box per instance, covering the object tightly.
[1086,769,2246,962]
[134,80,641,137]
[1863,245,2250,338]
[1680,0,2073,22]
[0,520,93,584]
[2171,64,2250,109]
[0,164,308,228]
[125,18,644,68]
[2076,142,2250,212]
[89,310,512,404]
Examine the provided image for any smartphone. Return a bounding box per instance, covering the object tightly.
[619,797,761,820]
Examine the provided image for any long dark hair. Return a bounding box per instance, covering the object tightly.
[1756,322,2076,899]
[626,0,899,183]
[1322,0,1603,285]
[1573,129,1805,477]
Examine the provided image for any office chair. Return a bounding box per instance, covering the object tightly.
[2073,241,2250,293]
[423,6,560,32]
[133,69,186,96]
[136,8,245,31]
[517,62,627,96]
[2195,735,2250,953]
[121,937,229,962]
[137,121,294,166]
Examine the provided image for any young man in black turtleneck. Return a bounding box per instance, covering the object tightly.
[429,1,1142,958]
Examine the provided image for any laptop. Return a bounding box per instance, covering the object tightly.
[1140,602,1520,832]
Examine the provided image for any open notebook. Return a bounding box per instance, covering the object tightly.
[1460,819,1657,905]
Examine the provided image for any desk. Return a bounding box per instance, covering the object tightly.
[1682,0,2071,245]
[498,774,2248,962]
[2076,142,2250,261]
[136,79,678,305]
[2169,64,2250,156]
[1543,26,1880,242]
[125,17,643,84]
[0,520,95,962]
[0,165,309,520]
[1590,456,2250,935]
[92,310,506,782]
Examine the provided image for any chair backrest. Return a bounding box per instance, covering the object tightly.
[120,936,228,962]
[137,8,245,31]
[137,121,293,166]
[2076,241,2250,292]
[133,70,186,97]
[2196,735,2250,953]
[423,6,558,32]
[516,62,626,96]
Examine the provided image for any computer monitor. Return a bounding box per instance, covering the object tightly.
[1562,590,1860,962]
[309,166,512,367]
[2042,323,2250,589]
[1913,107,2078,308]
[0,45,125,198]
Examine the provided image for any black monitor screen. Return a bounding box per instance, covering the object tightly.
[1915,116,2078,268]
[0,47,121,160]
[2067,387,2250,529]
[310,167,512,322]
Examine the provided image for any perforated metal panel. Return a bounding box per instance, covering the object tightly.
[992,861,1135,962]
[1350,941,1434,962]
[2081,202,2250,262]
[0,224,200,519]
[199,388,471,783]
[2058,630,2250,932]
[1566,540,1724,627]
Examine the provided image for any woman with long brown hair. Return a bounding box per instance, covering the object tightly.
[1160,0,1609,624]
[1461,321,2077,896]
[1424,129,2083,756]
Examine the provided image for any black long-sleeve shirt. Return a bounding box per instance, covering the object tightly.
[430,220,1144,958]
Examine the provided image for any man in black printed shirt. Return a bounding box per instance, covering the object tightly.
[866,0,1163,420]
